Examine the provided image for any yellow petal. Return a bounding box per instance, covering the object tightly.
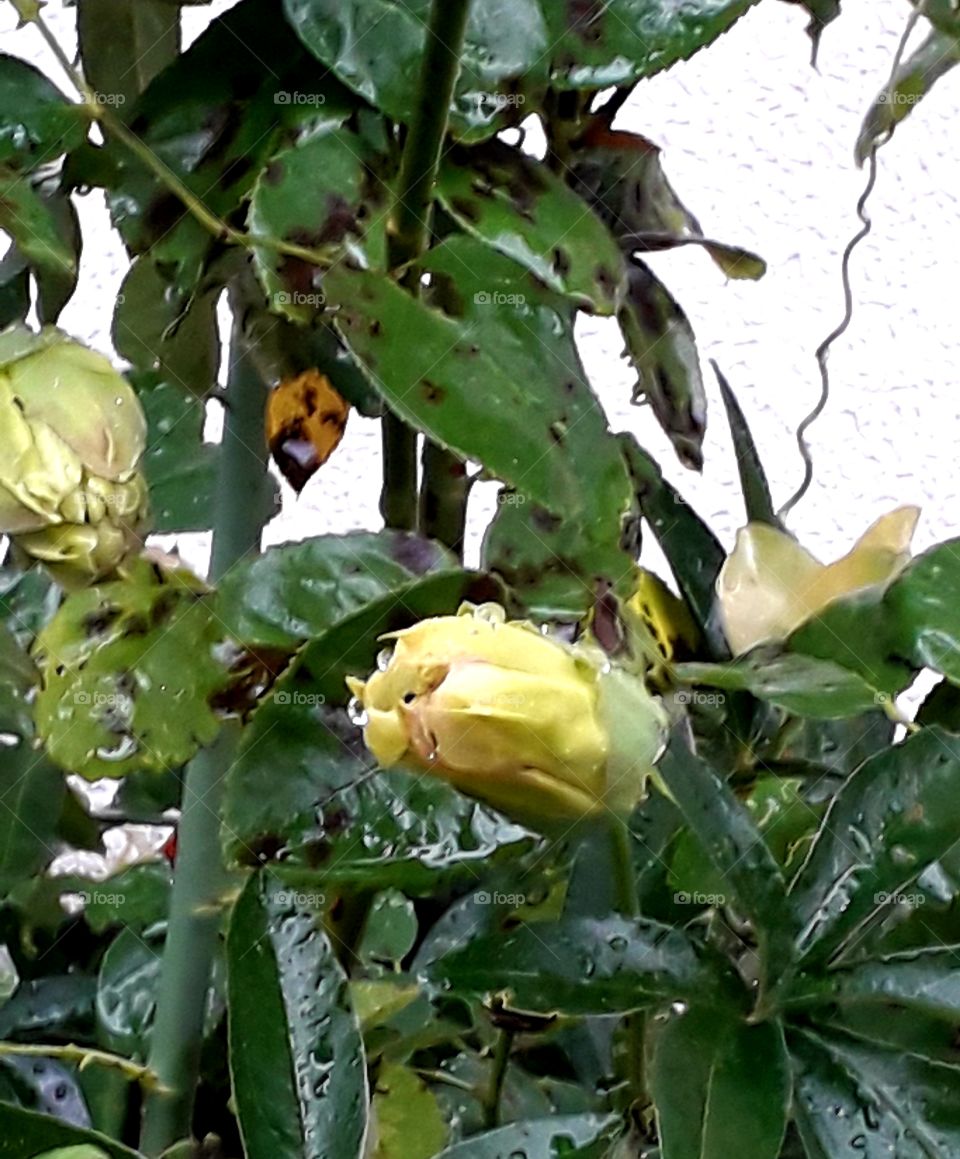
[717,523,823,655]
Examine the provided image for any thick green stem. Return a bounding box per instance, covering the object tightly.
[380,0,472,534]
[609,816,646,1105]
[419,442,469,556]
[140,333,272,1156]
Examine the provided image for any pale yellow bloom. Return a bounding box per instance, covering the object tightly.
[0,326,149,584]
[717,506,920,655]
[346,604,667,823]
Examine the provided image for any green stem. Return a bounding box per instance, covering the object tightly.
[419,442,469,556]
[0,1042,159,1090]
[22,6,336,272]
[380,0,472,533]
[139,330,272,1156]
[482,1027,515,1129]
[609,816,646,1105]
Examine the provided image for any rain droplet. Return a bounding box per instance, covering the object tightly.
[347,697,367,727]
[376,646,394,671]
[95,735,139,762]
[670,1000,688,1016]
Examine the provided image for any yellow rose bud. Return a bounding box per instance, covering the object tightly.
[716,506,920,655]
[346,604,667,823]
[0,325,149,584]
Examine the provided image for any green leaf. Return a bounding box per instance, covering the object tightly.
[788,727,960,969]
[328,237,633,522]
[0,168,77,282]
[856,29,960,164]
[282,0,550,143]
[619,436,727,653]
[114,259,220,397]
[713,361,781,526]
[227,873,368,1159]
[619,260,706,471]
[0,55,88,170]
[429,914,727,1015]
[248,126,388,322]
[543,0,759,88]
[359,890,418,969]
[432,1114,622,1159]
[0,976,96,1039]
[96,926,222,1057]
[217,530,459,651]
[27,1149,110,1159]
[137,376,219,533]
[76,0,179,114]
[223,696,533,891]
[80,862,172,934]
[0,1106,140,1159]
[886,537,960,682]
[437,143,623,313]
[649,1006,789,1159]
[791,1027,960,1157]
[368,1062,447,1159]
[656,732,794,998]
[0,741,64,902]
[674,651,884,719]
[782,0,841,64]
[32,561,233,779]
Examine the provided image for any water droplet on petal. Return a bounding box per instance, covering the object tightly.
[376,646,394,671]
[347,696,367,727]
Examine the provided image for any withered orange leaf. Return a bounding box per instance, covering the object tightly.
[265,369,349,493]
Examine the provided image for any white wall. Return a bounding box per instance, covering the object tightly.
[2,0,958,570]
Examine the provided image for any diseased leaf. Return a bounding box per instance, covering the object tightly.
[619,260,706,470]
[437,142,623,313]
[266,371,349,493]
[856,29,960,164]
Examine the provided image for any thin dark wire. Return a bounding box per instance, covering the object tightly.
[779,8,923,520]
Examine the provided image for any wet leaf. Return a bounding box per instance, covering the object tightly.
[113,258,220,397]
[79,862,172,935]
[437,142,623,313]
[675,651,882,718]
[430,913,728,1015]
[248,126,390,322]
[329,237,633,527]
[856,29,960,165]
[32,560,233,779]
[136,374,219,533]
[217,530,459,651]
[791,1027,960,1157]
[227,873,368,1159]
[657,731,794,998]
[265,370,349,493]
[0,55,88,170]
[789,727,960,969]
[432,1113,623,1159]
[0,169,77,286]
[283,0,550,143]
[619,260,705,470]
[650,1006,789,1159]
[0,739,65,902]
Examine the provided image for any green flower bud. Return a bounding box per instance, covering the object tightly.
[0,325,149,584]
[346,604,668,824]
